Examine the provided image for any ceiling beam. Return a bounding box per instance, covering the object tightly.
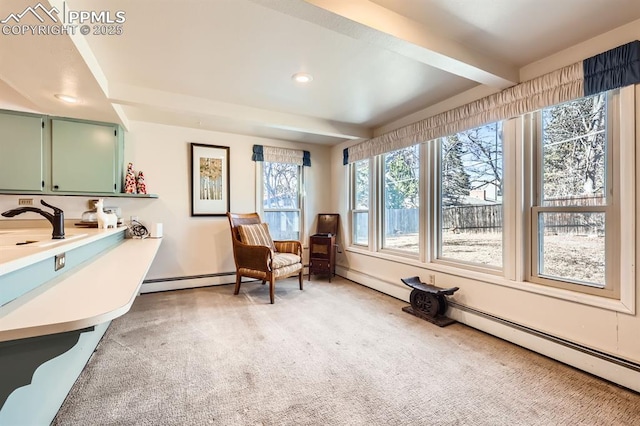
[108,84,372,140]
[251,0,519,88]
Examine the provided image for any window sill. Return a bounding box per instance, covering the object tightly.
[345,246,634,314]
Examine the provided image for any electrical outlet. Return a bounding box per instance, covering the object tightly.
[18,198,33,206]
[55,253,66,271]
[428,274,436,285]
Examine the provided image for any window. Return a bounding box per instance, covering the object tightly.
[350,159,370,246]
[382,145,420,254]
[437,123,503,268]
[529,91,619,297]
[261,161,302,240]
[345,85,633,309]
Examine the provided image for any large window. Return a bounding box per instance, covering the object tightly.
[530,92,618,296]
[351,159,370,246]
[438,123,503,268]
[382,145,420,253]
[261,161,302,240]
[345,85,634,308]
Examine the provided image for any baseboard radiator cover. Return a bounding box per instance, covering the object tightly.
[337,266,640,393]
[141,272,237,293]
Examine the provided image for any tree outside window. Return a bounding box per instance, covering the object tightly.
[439,122,503,267]
[262,161,301,241]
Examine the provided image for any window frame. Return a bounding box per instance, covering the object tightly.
[344,85,635,313]
[349,158,371,248]
[256,161,304,242]
[380,144,421,257]
[431,122,506,273]
[526,91,620,298]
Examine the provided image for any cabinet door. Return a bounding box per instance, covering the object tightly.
[51,119,117,193]
[0,112,44,192]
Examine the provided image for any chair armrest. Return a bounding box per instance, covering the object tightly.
[233,241,273,271]
[274,240,302,256]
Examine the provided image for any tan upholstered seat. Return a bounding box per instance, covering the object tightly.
[227,212,303,304]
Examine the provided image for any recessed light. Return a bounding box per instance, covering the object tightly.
[54,94,78,103]
[292,73,313,83]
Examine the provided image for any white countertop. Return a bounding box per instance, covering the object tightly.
[0,226,126,277]
[0,234,162,342]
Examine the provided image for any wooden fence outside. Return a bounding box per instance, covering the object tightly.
[386,196,604,235]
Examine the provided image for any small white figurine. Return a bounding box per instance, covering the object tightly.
[95,199,118,229]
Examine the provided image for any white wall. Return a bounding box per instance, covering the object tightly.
[329,24,640,382]
[0,120,333,289]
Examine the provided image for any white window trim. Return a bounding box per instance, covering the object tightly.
[523,88,634,307]
[255,161,305,242]
[349,159,371,248]
[430,122,508,273]
[344,85,635,314]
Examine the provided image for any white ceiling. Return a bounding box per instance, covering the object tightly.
[1,0,639,145]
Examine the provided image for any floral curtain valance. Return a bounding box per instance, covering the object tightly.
[344,40,640,165]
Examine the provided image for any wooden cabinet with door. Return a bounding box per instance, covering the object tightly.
[308,214,339,282]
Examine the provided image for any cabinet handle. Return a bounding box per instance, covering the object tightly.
[53,185,59,190]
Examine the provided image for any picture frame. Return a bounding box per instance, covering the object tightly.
[190,143,230,216]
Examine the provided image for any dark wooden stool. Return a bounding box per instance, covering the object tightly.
[401,276,459,327]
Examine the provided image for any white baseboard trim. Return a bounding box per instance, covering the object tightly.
[140,273,237,293]
[338,266,411,302]
[337,265,640,393]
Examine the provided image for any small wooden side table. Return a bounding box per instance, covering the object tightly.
[308,234,336,282]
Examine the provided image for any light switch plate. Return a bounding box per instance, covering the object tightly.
[55,253,66,271]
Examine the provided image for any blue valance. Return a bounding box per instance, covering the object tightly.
[252,145,264,162]
[584,40,640,96]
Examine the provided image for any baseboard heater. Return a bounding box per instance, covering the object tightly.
[448,300,640,373]
[143,266,312,284]
[143,271,237,284]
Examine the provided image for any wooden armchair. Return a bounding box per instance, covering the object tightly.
[227,212,303,304]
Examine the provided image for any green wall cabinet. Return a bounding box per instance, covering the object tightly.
[0,110,124,195]
[51,119,122,193]
[0,111,46,192]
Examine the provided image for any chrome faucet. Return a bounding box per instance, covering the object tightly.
[1,200,65,239]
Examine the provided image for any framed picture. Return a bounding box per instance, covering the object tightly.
[190,143,230,216]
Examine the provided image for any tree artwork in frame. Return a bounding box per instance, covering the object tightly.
[190,143,230,216]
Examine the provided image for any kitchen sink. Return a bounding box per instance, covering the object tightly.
[0,231,87,248]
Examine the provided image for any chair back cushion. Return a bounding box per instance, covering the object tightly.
[237,223,277,253]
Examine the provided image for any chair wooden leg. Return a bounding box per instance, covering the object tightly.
[299,271,303,290]
[234,274,242,295]
[269,280,275,304]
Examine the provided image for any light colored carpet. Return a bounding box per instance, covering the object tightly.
[54,277,640,425]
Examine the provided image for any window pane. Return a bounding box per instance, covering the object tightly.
[383,145,419,253]
[440,122,503,267]
[541,94,607,206]
[353,212,368,245]
[262,162,300,241]
[354,160,369,210]
[263,162,299,209]
[537,212,605,287]
[263,211,300,241]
